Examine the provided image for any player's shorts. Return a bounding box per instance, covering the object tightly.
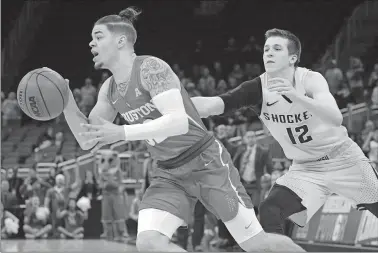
[276,138,378,226]
[101,192,125,222]
[139,139,254,229]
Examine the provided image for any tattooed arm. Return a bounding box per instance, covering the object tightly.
[79,57,189,150]
[121,57,189,141]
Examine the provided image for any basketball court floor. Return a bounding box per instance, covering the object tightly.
[1,239,137,252]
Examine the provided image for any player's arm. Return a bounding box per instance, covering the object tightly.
[122,57,188,141]
[298,71,343,126]
[63,78,117,150]
[191,78,263,118]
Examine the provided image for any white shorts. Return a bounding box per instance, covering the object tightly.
[137,204,263,244]
[276,139,378,227]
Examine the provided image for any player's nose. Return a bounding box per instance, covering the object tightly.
[89,40,96,48]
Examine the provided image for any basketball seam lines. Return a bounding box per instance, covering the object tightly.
[38,71,66,107]
[35,72,52,118]
[24,72,35,117]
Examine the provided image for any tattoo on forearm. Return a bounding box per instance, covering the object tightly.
[140,57,176,97]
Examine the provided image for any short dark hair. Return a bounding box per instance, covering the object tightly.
[95,6,141,45]
[265,28,301,66]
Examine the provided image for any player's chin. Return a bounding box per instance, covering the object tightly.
[94,62,104,70]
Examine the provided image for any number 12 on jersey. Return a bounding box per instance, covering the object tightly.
[286,125,313,144]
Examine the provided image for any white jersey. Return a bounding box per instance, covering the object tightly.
[259,67,349,161]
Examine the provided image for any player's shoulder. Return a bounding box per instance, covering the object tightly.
[300,67,324,80]
[139,55,170,71]
[302,68,328,88]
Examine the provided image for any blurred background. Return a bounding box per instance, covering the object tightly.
[1,0,378,252]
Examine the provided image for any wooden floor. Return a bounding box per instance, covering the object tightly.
[1,239,137,252]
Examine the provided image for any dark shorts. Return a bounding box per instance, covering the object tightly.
[139,140,253,223]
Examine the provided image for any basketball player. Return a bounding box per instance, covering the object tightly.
[62,7,304,252]
[191,28,378,234]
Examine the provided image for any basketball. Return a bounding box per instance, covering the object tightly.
[17,68,69,121]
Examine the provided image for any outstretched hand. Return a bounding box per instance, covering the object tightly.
[268,78,300,101]
[79,117,126,153]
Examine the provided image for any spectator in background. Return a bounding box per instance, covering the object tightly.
[233,131,273,213]
[224,37,238,53]
[186,82,202,97]
[192,65,201,83]
[45,169,81,238]
[241,35,262,56]
[372,85,378,106]
[227,76,238,89]
[20,166,48,203]
[346,57,365,103]
[212,61,224,82]
[229,63,244,83]
[215,80,228,96]
[2,92,21,129]
[324,59,343,96]
[6,167,24,203]
[223,37,238,68]
[81,169,97,200]
[334,82,354,109]
[362,130,378,169]
[23,196,52,239]
[198,67,216,96]
[1,200,19,239]
[1,180,18,209]
[80,77,97,116]
[244,63,261,80]
[37,127,55,150]
[127,187,143,236]
[55,132,64,149]
[367,63,378,90]
[57,198,87,239]
[215,124,238,156]
[46,167,57,188]
[361,120,376,149]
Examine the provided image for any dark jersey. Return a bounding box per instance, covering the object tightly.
[108,56,210,162]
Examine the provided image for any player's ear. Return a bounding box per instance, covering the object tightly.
[117,35,127,49]
[290,55,297,65]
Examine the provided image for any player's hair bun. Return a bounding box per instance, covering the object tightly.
[119,6,141,24]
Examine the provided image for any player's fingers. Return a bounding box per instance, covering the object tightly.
[268,83,290,89]
[269,77,288,83]
[80,123,102,130]
[79,131,103,138]
[269,87,290,92]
